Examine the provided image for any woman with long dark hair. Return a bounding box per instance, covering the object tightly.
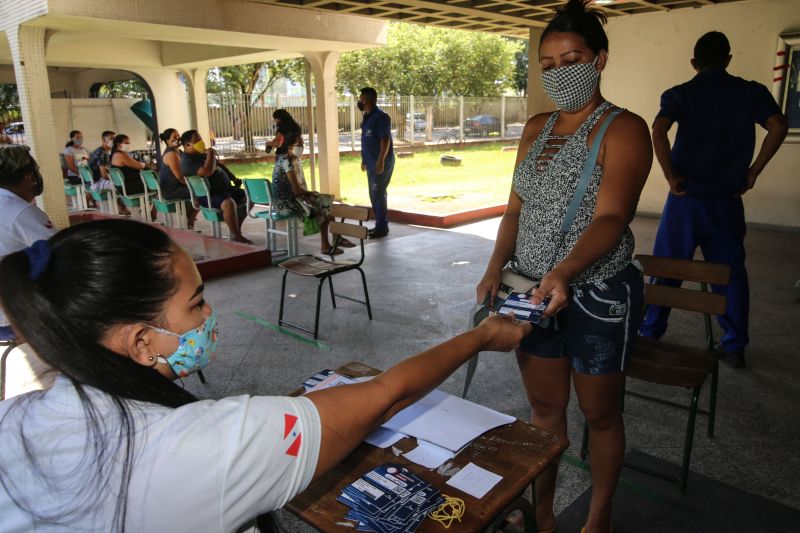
[0,219,529,531]
[476,1,652,531]
[158,128,198,229]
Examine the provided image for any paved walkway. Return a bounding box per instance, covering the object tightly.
[183,214,800,531]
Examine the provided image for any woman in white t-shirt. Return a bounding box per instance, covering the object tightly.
[62,130,90,185]
[0,219,530,532]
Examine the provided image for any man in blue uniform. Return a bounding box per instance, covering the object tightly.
[358,87,395,238]
[639,31,788,368]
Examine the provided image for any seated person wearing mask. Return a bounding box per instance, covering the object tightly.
[0,218,530,531]
[179,130,250,243]
[0,145,57,397]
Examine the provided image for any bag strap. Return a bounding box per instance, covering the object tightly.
[559,107,624,234]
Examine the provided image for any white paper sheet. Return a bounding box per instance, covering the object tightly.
[381,389,515,452]
[403,440,455,469]
[364,427,406,448]
[303,373,355,393]
[446,462,503,499]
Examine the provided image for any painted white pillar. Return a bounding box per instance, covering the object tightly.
[181,68,211,141]
[5,25,69,228]
[304,51,341,198]
[134,68,194,139]
[527,28,552,118]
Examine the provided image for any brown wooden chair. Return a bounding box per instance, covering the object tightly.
[278,204,373,339]
[580,254,730,492]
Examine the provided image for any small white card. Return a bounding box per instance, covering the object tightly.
[403,440,455,469]
[446,462,502,499]
[364,427,405,448]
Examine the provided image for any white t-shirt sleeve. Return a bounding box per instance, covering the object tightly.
[134,395,321,532]
[11,205,55,246]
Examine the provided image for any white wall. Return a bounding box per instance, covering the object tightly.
[51,98,150,150]
[603,0,800,228]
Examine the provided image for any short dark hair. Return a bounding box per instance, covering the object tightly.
[68,130,81,139]
[541,0,608,55]
[180,129,198,146]
[101,130,115,139]
[360,87,378,103]
[694,31,730,70]
[0,145,38,189]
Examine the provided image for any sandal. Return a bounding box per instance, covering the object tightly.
[232,235,253,244]
[337,238,356,248]
[321,247,343,256]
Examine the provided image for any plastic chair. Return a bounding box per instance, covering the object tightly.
[140,169,186,228]
[78,166,116,214]
[108,167,153,221]
[242,178,298,258]
[579,254,731,493]
[63,180,85,211]
[278,204,372,339]
[186,176,225,239]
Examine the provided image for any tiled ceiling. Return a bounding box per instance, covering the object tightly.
[251,0,749,37]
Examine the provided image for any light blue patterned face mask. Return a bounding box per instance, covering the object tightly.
[147,310,219,378]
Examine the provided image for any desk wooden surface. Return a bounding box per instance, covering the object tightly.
[286,362,567,533]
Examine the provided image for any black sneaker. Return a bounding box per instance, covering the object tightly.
[714,344,746,368]
[368,226,389,239]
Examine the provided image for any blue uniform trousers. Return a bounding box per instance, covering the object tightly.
[639,194,749,352]
[367,155,394,231]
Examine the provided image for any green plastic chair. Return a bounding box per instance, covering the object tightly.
[140,169,185,228]
[108,167,153,221]
[186,176,225,238]
[78,166,116,214]
[63,180,84,211]
[243,178,298,257]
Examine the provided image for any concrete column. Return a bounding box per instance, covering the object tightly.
[181,68,211,141]
[526,28,553,118]
[134,68,194,140]
[5,25,69,228]
[304,51,341,198]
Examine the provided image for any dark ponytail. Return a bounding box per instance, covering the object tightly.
[541,0,609,54]
[159,128,177,145]
[0,219,198,530]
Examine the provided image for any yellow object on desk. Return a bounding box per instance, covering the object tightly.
[429,495,465,528]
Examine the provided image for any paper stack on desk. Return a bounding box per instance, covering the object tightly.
[338,463,444,533]
[381,388,515,453]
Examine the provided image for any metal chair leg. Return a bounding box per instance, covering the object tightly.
[1,342,15,401]
[708,367,718,438]
[313,278,325,339]
[680,386,701,493]
[483,494,538,533]
[328,276,336,308]
[358,267,373,320]
[278,270,289,323]
[461,354,480,399]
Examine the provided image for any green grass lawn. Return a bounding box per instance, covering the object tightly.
[228,143,517,214]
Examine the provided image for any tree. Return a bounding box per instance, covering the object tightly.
[207,59,304,151]
[0,84,20,117]
[337,23,522,140]
[512,39,529,97]
[99,79,149,99]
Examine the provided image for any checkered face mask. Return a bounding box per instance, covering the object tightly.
[540,57,600,112]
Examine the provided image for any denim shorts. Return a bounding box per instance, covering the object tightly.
[518,262,644,375]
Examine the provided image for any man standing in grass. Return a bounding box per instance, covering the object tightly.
[358,87,394,238]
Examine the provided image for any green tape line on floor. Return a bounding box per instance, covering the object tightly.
[235,311,332,351]
[561,454,662,504]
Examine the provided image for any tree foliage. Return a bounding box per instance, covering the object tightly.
[336,23,522,97]
[0,84,19,114]
[99,79,148,99]
[512,38,529,97]
[207,59,305,102]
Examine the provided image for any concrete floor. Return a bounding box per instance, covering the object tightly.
[183,213,800,530]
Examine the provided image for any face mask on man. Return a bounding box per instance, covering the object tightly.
[193,140,206,153]
[146,310,219,378]
[540,57,601,113]
[357,101,365,112]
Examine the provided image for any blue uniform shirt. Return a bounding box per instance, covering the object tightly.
[360,107,393,171]
[656,68,780,197]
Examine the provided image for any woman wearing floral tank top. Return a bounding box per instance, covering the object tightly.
[476,1,652,532]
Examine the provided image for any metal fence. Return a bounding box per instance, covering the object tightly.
[208,94,528,157]
[0,107,25,145]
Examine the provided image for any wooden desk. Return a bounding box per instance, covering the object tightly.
[286,362,567,532]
